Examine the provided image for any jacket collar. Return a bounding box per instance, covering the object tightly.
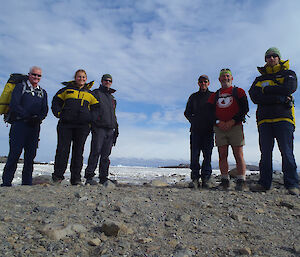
[257,59,289,75]
[99,84,116,94]
[61,80,94,90]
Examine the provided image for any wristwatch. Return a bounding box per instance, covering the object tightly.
[216,120,220,125]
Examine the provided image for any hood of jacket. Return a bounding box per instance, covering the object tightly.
[257,59,289,75]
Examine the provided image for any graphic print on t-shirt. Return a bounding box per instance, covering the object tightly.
[217,93,233,109]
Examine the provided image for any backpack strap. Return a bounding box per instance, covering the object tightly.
[214,87,237,105]
[214,89,221,106]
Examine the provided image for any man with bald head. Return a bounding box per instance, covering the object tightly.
[208,68,249,191]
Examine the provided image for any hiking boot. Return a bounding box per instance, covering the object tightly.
[235,179,247,191]
[99,177,108,185]
[71,180,83,186]
[85,179,98,185]
[52,178,62,185]
[287,187,299,196]
[189,179,200,189]
[52,174,63,185]
[0,183,12,187]
[201,179,211,189]
[218,178,230,190]
[250,183,267,192]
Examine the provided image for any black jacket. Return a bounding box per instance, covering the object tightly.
[51,82,99,127]
[184,90,214,132]
[92,85,118,129]
[249,60,297,126]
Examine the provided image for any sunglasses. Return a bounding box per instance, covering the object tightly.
[199,80,209,84]
[30,73,42,78]
[103,79,112,82]
[266,54,279,59]
[221,68,231,72]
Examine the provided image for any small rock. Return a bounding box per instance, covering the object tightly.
[173,248,194,257]
[32,175,53,185]
[103,180,116,189]
[100,233,108,241]
[1,217,12,222]
[169,239,179,248]
[165,221,174,227]
[293,243,300,254]
[120,224,134,235]
[255,208,265,214]
[99,220,120,236]
[147,245,161,253]
[136,237,153,243]
[40,223,87,240]
[150,180,169,187]
[176,214,191,222]
[236,247,252,255]
[78,196,89,202]
[231,214,243,222]
[74,192,84,198]
[32,206,57,215]
[279,201,294,209]
[88,238,101,246]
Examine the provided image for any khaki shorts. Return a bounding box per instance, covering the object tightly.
[214,124,245,147]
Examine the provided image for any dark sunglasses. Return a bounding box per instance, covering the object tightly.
[103,79,112,82]
[199,80,209,83]
[30,73,42,78]
[266,54,279,59]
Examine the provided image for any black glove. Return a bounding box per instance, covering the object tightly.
[26,115,41,127]
[112,128,119,146]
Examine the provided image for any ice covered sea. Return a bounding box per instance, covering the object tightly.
[0,163,259,186]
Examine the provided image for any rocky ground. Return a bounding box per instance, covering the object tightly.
[0,173,300,257]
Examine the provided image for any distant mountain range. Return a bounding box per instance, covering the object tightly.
[0,156,284,171]
[109,157,287,171]
[110,157,261,170]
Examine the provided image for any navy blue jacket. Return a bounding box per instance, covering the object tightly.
[9,80,48,123]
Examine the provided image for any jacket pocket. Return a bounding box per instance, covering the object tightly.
[60,107,78,123]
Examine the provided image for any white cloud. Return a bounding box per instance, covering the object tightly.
[1,0,300,166]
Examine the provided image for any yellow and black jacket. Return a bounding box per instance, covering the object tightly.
[249,60,297,127]
[51,81,99,126]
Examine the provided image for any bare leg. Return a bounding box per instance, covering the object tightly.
[218,145,229,175]
[232,145,246,176]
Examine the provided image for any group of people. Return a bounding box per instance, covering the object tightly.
[1,68,118,187]
[185,47,299,195]
[1,47,298,195]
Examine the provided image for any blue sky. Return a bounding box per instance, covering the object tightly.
[1,0,300,166]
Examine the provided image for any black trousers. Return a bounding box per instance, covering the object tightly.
[52,123,90,184]
[85,127,114,179]
[2,121,40,186]
[190,131,214,181]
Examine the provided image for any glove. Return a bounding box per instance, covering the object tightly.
[260,82,270,93]
[112,128,119,146]
[285,96,294,109]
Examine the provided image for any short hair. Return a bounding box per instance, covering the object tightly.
[74,69,87,79]
[29,66,42,73]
